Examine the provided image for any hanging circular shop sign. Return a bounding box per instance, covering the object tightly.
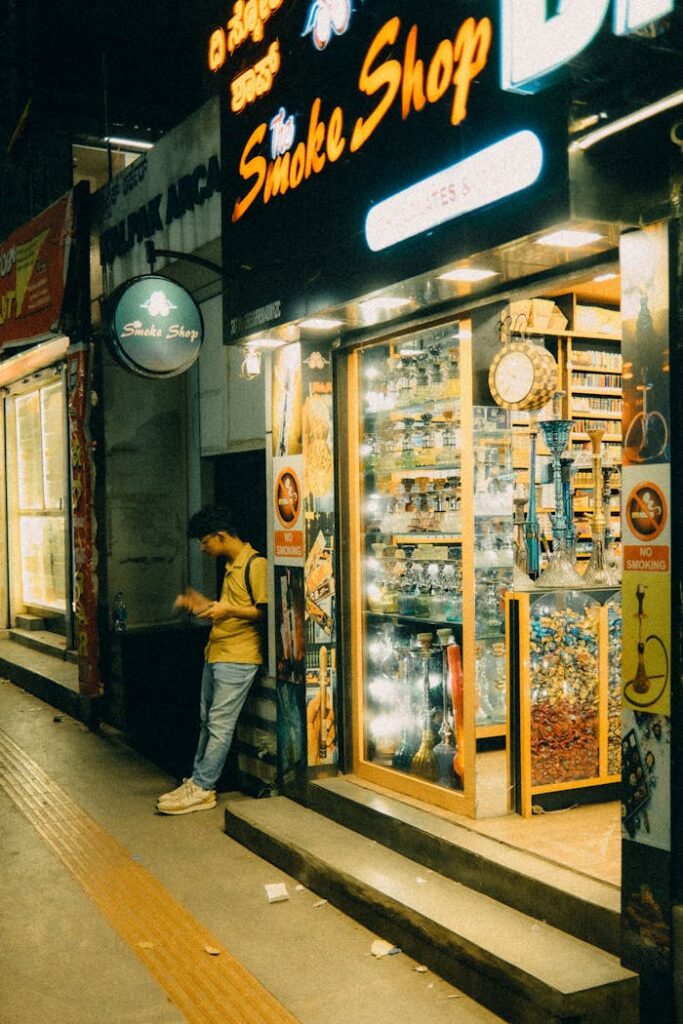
[107,275,204,378]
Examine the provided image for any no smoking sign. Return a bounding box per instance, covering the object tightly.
[625,480,667,542]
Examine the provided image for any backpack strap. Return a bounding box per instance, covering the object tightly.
[244,552,267,605]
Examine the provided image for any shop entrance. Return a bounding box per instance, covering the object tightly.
[340,263,627,886]
[4,371,73,640]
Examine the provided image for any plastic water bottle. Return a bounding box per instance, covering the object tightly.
[113,592,128,632]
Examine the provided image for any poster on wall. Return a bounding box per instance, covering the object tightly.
[274,563,306,782]
[273,457,304,564]
[0,192,73,346]
[619,222,672,974]
[621,463,671,717]
[301,343,338,767]
[621,223,670,468]
[271,343,302,458]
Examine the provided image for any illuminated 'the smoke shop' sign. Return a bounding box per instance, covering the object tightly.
[211,0,674,338]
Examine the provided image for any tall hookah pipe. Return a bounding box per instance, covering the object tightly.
[525,414,540,579]
[560,454,576,558]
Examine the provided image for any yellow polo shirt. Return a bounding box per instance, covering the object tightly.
[205,543,268,665]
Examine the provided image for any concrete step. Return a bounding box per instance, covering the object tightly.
[0,638,84,722]
[306,776,621,955]
[9,628,78,664]
[225,795,638,1024]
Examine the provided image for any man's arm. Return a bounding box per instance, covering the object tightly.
[196,600,265,622]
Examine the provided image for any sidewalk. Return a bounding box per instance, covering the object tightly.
[0,679,503,1024]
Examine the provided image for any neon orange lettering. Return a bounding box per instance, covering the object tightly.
[208,28,226,71]
[290,142,306,188]
[401,24,426,119]
[326,106,345,161]
[232,123,267,222]
[350,17,401,153]
[305,98,326,177]
[451,17,491,126]
[426,39,453,103]
[264,151,291,202]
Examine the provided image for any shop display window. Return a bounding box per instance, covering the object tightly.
[356,324,466,793]
[10,380,67,614]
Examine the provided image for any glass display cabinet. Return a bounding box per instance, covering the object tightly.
[344,318,513,815]
[508,587,621,816]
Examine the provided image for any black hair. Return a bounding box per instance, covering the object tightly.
[187,505,243,540]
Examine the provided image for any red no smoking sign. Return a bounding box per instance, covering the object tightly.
[625,480,667,542]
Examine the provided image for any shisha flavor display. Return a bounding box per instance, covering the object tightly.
[607,597,622,777]
[529,593,600,787]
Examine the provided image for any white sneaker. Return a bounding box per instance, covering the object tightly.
[156,778,191,806]
[156,778,216,815]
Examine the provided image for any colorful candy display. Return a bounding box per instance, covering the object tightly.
[529,600,600,786]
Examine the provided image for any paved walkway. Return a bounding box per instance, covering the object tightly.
[0,679,502,1024]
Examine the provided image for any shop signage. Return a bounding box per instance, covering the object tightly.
[0,192,73,346]
[106,275,204,379]
[501,0,674,94]
[97,98,221,287]
[216,1,570,339]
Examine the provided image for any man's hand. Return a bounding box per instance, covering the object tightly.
[195,600,231,621]
[174,588,211,615]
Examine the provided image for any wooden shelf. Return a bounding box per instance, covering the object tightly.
[524,326,621,342]
[571,385,622,396]
[570,410,621,419]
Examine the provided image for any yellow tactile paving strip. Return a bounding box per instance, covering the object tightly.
[0,728,299,1024]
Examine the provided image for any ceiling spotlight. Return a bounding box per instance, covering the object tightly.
[592,272,618,283]
[535,230,603,248]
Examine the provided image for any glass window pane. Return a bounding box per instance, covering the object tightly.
[357,324,464,791]
[40,383,66,510]
[19,516,66,611]
[15,392,44,510]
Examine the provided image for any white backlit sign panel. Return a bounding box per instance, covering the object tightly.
[501,0,675,94]
[365,130,543,253]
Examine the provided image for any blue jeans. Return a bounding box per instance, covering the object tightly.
[192,661,259,790]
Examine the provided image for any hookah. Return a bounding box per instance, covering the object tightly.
[537,392,584,588]
[560,453,577,562]
[410,632,438,780]
[433,628,457,786]
[583,429,619,587]
[392,644,418,771]
[513,485,535,590]
[624,584,669,708]
[447,639,465,781]
[524,414,541,580]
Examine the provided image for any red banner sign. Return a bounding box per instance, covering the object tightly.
[0,192,73,346]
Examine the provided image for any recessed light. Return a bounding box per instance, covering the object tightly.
[360,296,413,313]
[592,272,618,283]
[535,230,603,248]
[299,317,343,330]
[438,268,499,282]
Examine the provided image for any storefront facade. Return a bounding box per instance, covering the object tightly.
[0,185,98,710]
[94,97,275,791]
[213,0,682,1016]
